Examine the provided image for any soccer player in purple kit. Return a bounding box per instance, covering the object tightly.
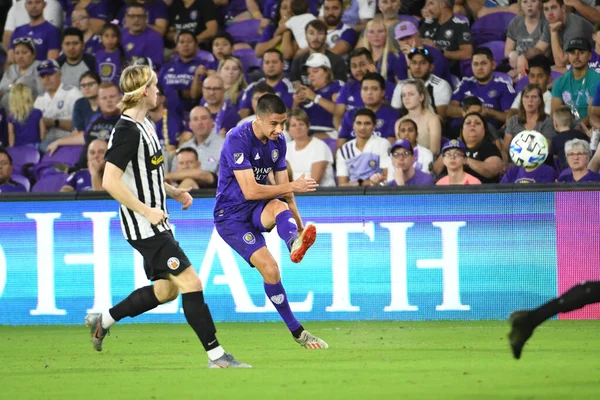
[214,94,329,349]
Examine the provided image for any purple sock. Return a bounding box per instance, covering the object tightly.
[264,281,301,332]
[275,210,298,251]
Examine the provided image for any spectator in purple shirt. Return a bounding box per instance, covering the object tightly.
[0,149,27,193]
[62,0,108,35]
[71,8,103,55]
[122,4,164,70]
[8,0,61,64]
[383,139,435,186]
[558,139,600,182]
[96,23,127,86]
[60,138,107,191]
[323,0,359,57]
[358,19,407,83]
[201,75,240,136]
[447,47,516,129]
[117,0,169,37]
[254,0,296,62]
[7,83,45,147]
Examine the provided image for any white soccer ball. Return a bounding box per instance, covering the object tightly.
[509,130,549,169]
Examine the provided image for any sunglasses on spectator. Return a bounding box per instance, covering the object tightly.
[410,48,430,56]
[443,152,465,159]
[12,37,34,45]
[392,151,412,159]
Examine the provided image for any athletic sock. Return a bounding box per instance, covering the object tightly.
[101,311,116,329]
[264,281,302,334]
[107,285,160,326]
[275,210,298,251]
[530,281,600,327]
[182,291,221,354]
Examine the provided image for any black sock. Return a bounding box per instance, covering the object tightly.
[291,326,304,339]
[530,281,600,327]
[182,291,220,351]
[109,285,160,321]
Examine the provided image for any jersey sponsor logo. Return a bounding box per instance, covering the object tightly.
[271,149,279,162]
[151,154,164,165]
[243,232,256,245]
[234,153,244,164]
[270,294,284,305]
[167,257,180,270]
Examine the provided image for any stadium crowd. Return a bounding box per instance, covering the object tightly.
[2,0,600,193]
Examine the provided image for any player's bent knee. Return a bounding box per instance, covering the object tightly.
[153,281,179,303]
[168,266,203,293]
[261,264,281,284]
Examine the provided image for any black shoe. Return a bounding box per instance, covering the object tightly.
[508,310,534,360]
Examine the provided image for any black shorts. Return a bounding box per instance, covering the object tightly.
[127,231,192,281]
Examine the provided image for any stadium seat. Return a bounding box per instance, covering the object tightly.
[471,12,515,47]
[6,146,41,175]
[481,41,506,63]
[196,49,216,65]
[226,19,261,44]
[398,14,420,27]
[11,173,31,192]
[321,138,337,159]
[40,145,83,166]
[514,70,563,93]
[233,48,262,76]
[31,173,68,192]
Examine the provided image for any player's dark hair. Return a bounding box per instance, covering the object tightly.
[462,96,482,110]
[527,54,552,75]
[305,19,327,34]
[63,27,84,43]
[177,147,199,160]
[264,48,284,62]
[474,47,494,62]
[354,108,377,125]
[253,82,276,96]
[361,72,386,90]
[177,30,198,43]
[349,48,374,64]
[256,94,287,117]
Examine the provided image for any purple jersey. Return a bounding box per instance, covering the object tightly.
[377,52,408,83]
[200,99,241,134]
[557,169,600,182]
[0,181,27,193]
[338,104,399,140]
[451,76,516,127]
[65,169,92,191]
[214,121,287,220]
[84,34,103,55]
[122,28,164,70]
[335,80,395,113]
[10,22,61,61]
[239,77,295,111]
[500,164,557,184]
[8,108,43,146]
[327,23,358,49]
[590,49,600,74]
[115,1,168,28]
[159,55,208,115]
[95,49,125,86]
[63,0,108,26]
[223,0,247,20]
[300,80,344,130]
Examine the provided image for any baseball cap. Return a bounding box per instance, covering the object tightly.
[441,139,467,154]
[390,139,413,154]
[304,53,331,69]
[37,59,60,76]
[566,37,591,52]
[408,47,433,63]
[394,21,418,40]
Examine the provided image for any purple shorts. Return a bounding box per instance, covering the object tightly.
[215,200,271,266]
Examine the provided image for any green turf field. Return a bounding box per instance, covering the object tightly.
[1,321,599,399]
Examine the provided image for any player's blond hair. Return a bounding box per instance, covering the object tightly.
[8,83,34,122]
[118,64,155,112]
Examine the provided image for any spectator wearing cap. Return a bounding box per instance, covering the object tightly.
[357,19,408,84]
[201,75,241,136]
[3,0,62,53]
[337,72,399,149]
[558,139,600,182]
[293,53,344,138]
[394,118,434,174]
[0,37,44,112]
[447,47,516,130]
[435,140,482,185]
[394,20,451,84]
[168,0,219,48]
[122,4,164,70]
[336,108,392,186]
[535,0,593,69]
[57,27,97,88]
[60,138,107,192]
[286,108,336,187]
[71,9,103,55]
[322,0,359,57]
[383,139,435,186]
[239,49,295,119]
[551,37,600,122]
[0,149,27,193]
[34,59,83,153]
[391,47,452,121]
[419,0,473,63]
[291,19,348,83]
[7,0,61,65]
[509,55,553,117]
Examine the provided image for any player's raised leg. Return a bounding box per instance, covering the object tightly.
[509,280,600,359]
[249,247,328,349]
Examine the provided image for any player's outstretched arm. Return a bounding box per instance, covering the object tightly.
[165,183,193,210]
[103,162,166,225]
[233,169,293,200]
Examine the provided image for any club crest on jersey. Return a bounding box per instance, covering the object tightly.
[376,119,384,128]
[243,232,256,244]
[101,63,114,78]
[57,101,64,109]
[488,90,497,98]
[369,160,376,167]
[189,65,196,73]
[234,153,244,164]
[167,257,180,270]
[190,10,197,20]
[331,34,340,42]
[444,29,453,39]
[272,149,279,162]
[126,43,134,51]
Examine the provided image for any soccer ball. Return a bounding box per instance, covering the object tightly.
[509,130,549,169]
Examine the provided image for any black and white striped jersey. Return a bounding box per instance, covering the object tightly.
[105,114,171,241]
